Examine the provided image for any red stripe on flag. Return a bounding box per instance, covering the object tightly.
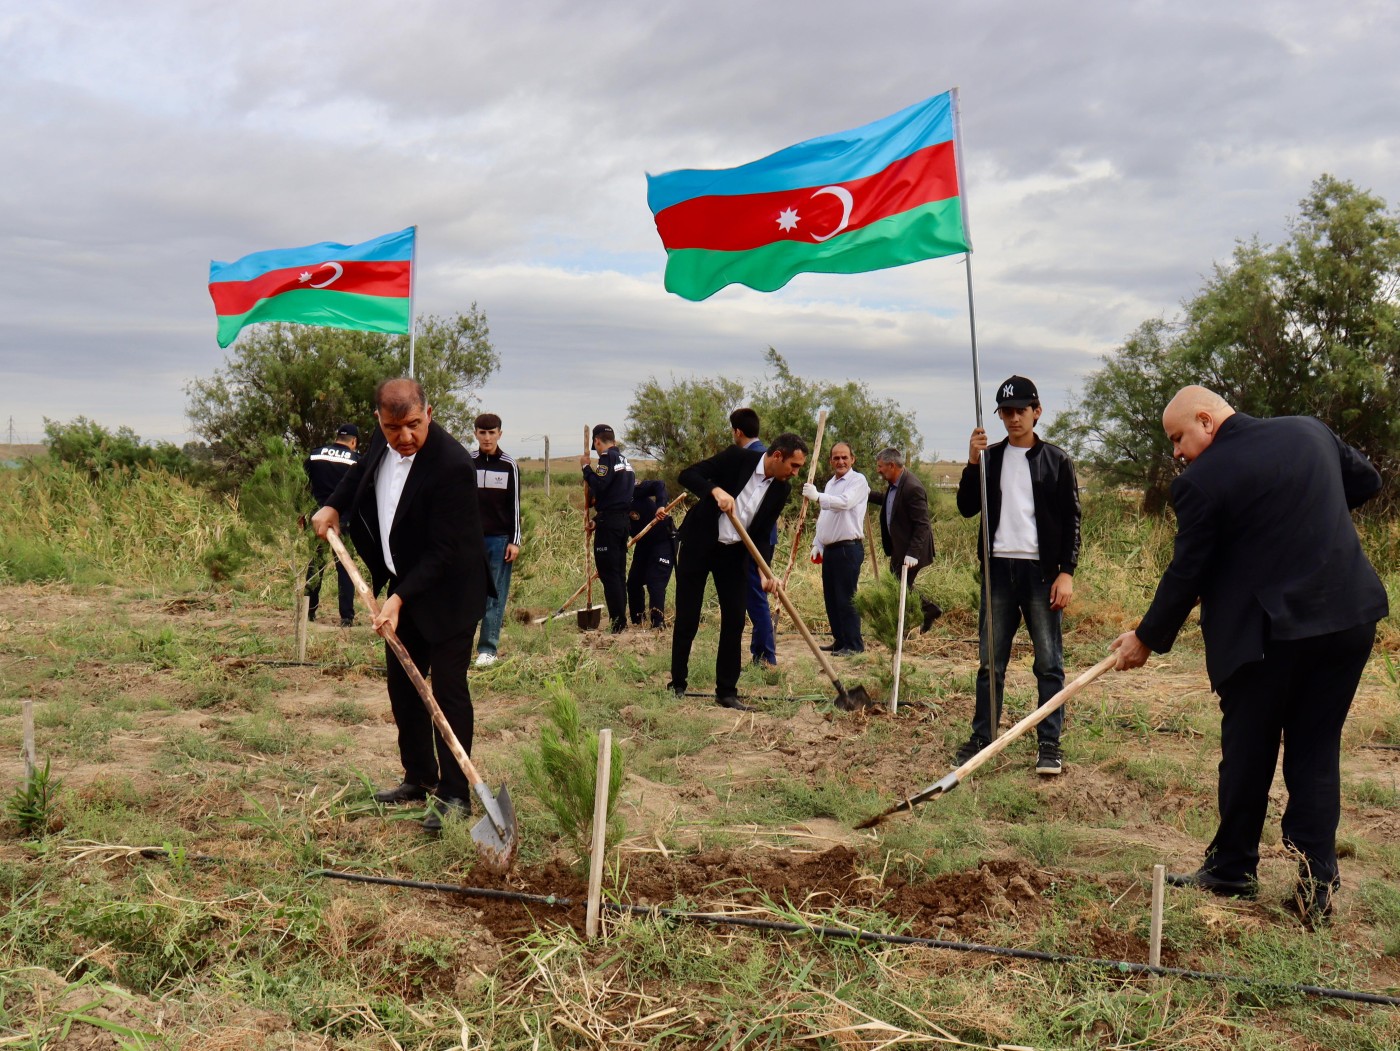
[208,259,411,316]
[653,141,959,252]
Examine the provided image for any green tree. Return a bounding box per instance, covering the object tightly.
[624,349,922,485]
[750,348,921,483]
[43,417,196,481]
[1052,175,1400,510]
[623,374,747,483]
[185,307,497,480]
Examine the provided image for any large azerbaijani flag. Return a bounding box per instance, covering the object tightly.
[647,92,969,301]
[208,227,414,348]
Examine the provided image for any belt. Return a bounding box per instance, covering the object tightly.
[824,538,862,548]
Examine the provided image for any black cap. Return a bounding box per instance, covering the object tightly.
[592,424,615,442]
[995,376,1038,408]
[336,423,360,438]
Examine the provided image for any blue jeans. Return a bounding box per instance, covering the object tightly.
[476,534,513,656]
[746,561,777,663]
[821,540,864,652]
[973,557,1065,744]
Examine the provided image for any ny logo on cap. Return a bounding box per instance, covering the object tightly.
[1002,383,1015,398]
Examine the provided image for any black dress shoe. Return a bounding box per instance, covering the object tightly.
[1165,867,1258,899]
[666,681,686,697]
[920,601,943,633]
[715,694,753,711]
[831,648,863,657]
[421,796,470,832]
[819,643,837,652]
[374,782,433,805]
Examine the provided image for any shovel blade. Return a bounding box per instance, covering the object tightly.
[469,783,518,872]
[577,605,603,631]
[834,682,877,712]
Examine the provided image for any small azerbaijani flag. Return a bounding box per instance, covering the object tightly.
[647,91,969,301]
[208,227,415,348]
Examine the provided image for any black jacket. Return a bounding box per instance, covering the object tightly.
[304,442,360,505]
[325,421,489,643]
[583,446,636,515]
[1135,413,1388,689]
[677,445,792,564]
[957,434,1080,580]
[869,467,934,570]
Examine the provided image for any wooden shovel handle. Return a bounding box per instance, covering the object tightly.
[324,528,485,790]
[778,409,829,595]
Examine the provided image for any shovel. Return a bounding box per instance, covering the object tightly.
[726,510,875,712]
[773,408,828,627]
[855,652,1116,829]
[325,529,518,871]
[533,493,687,624]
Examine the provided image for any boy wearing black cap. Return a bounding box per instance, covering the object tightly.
[955,376,1081,775]
[304,423,362,626]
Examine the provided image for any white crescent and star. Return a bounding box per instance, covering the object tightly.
[298,262,344,287]
[772,187,855,242]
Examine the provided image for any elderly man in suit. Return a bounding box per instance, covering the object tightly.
[312,377,490,832]
[1112,385,1388,927]
[669,432,809,710]
[869,447,941,631]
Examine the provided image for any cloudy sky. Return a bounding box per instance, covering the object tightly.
[3,1,1397,461]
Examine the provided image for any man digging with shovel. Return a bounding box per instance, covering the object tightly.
[312,378,491,833]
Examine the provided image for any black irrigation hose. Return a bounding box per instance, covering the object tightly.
[310,868,1400,1008]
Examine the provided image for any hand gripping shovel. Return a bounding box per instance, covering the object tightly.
[855,652,1116,829]
[726,510,875,712]
[325,529,518,871]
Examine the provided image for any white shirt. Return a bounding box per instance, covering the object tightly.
[717,457,773,545]
[992,444,1038,560]
[813,469,871,549]
[376,448,416,576]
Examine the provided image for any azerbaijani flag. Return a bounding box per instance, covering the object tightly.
[647,92,969,301]
[208,227,415,348]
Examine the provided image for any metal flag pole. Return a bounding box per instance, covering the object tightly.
[407,224,418,377]
[951,88,998,735]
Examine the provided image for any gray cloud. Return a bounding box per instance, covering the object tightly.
[2,1,1397,459]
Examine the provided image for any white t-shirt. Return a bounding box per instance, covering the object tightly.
[992,444,1038,560]
[717,458,773,545]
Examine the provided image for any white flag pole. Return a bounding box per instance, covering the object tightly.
[951,88,999,737]
[407,224,418,377]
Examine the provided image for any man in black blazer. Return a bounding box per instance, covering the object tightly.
[870,447,941,632]
[669,433,808,709]
[312,378,490,832]
[1113,386,1388,926]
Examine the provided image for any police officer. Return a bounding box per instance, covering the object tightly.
[628,478,676,628]
[580,424,635,632]
[304,423,361,625]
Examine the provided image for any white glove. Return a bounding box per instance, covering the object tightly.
[802,482,820,501]
[903,555,919,568]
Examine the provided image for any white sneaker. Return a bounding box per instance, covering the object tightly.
[474,653,498,668]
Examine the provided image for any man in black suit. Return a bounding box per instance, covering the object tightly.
[1112,386,1388,926]
[312,378,490,832]
[869,447,941,631]
[669,433,809,709]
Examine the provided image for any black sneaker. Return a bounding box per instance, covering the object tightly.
[1036,742,1063,776]
[954,735,989,765]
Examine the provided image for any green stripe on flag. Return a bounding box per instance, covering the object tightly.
[216,289,412,347]
[662,197,969,302]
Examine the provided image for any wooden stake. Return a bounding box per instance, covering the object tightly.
[543,435,551,496]
[1149,863,1165,968]
[22,699,36,784]
[585,728,613,940]
[295,594,309,661]
[775,409,829,624]
[866,519,881,578]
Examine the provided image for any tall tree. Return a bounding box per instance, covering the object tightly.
[624,348,921,485]
[186,307,497,479]
[1053,175,1400,510]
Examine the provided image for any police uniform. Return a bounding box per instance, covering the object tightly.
[304,435,361,624]
[583,446,635,631]
[627,479,675,628]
